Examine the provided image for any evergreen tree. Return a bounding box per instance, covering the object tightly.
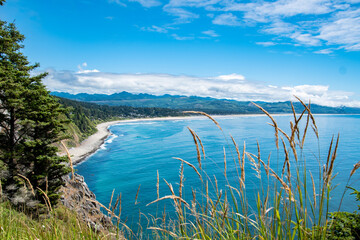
[0,18,69,209]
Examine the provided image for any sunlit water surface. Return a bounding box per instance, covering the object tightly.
[75,114,360,230]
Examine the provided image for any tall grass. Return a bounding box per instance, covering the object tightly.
[3,100,358,239]
[0,201,116,239]
[114,100,360,239]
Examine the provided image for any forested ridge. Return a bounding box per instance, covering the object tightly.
[52,91,360,114]
[57,96,184,139]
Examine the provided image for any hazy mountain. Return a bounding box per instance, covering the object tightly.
[51,91,360,114]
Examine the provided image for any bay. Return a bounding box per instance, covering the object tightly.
[75,114,360,229]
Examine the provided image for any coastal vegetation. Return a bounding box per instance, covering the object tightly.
[0,6,119,239]
[57,96,183,141]
[0,17,69,210]
[100,105,359,239]
[1,1,360,239]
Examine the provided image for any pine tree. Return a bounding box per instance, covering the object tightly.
[0,18,69,209]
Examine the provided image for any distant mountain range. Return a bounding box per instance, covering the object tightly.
[51,91,360,114]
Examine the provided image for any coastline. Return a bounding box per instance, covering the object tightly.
[67,116,202,165]
[66,112,327,165]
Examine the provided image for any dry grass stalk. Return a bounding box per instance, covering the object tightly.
[270,169,294,202]
[241,141,246,184]
[192,189,196,205]
[61,140,74,180]
[37,187,53,212]
[281,138,290,177]
[214,175,219,194]
[310,171,316,209]
[163,179,176,196]
[213,191,223,217]
[325,136,334,175]
[300,113,310,148]
[183,111,222,131]
[291,107,306,147]
[294,96,319,138]
[258,157,269,176]
[118,193,122,219]
[230,135,242,184]
[111,194,120,213]
[17,174,35,196]
[173,157,202,181]
[252,102,279,149]
[135,184,141,205]
[290,101,297,121]
[267,153,271,175]
[109,189,115,210]
[187,127,202,169]
[350,160,360,177]
[146,195,189,208]
[148,227,178,238]
[196,134,206,160]
[88,199,119,219]
[179,162,184,201]
[326,134,339,184]
[247,153,261,179]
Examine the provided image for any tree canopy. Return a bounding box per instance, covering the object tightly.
[0,18,69,210]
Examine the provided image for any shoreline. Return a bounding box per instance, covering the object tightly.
[67,116,201,165]
[66,113,351,165]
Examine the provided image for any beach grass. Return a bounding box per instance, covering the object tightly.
[0,201,117,240]
[110,100,360,239]
[2,100,360,239]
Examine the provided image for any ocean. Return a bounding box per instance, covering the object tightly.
[75,114,360,230]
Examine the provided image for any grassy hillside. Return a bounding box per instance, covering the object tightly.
[0,201,122,239]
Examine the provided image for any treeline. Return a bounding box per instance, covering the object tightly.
[52,91,360,114]
[56,97,184,137]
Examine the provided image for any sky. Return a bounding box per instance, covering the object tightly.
[1,0,360,107]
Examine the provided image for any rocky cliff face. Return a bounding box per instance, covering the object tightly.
[60,174,115,233]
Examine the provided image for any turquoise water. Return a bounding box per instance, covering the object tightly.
[75,114,360,228]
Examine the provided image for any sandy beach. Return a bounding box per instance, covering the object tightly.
[67,116,201,164]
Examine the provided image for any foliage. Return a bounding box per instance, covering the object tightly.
[57,96,183,138]
[0,200,120,239]
[0,19,69,210]
[327,188,360,239]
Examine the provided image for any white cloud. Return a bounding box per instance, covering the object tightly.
[124,0,360,52]
[163,6,199,23]
[202,30,219,37]
[44,69,360,107]
[314,48,334,54]
[262,20,296,35]
[256,41,277,46]
[141,25,169,33]
[129,0,161,7]
[165,0,221,8]
[109,0,160,7]
[108,0,126,7]
[317,8,360,50]
[290,32,321,46]
[172,33,195,40]
[216,73,245,81]
[213,13,241,26]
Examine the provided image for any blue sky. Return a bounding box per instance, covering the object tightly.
[1,0,360,106]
